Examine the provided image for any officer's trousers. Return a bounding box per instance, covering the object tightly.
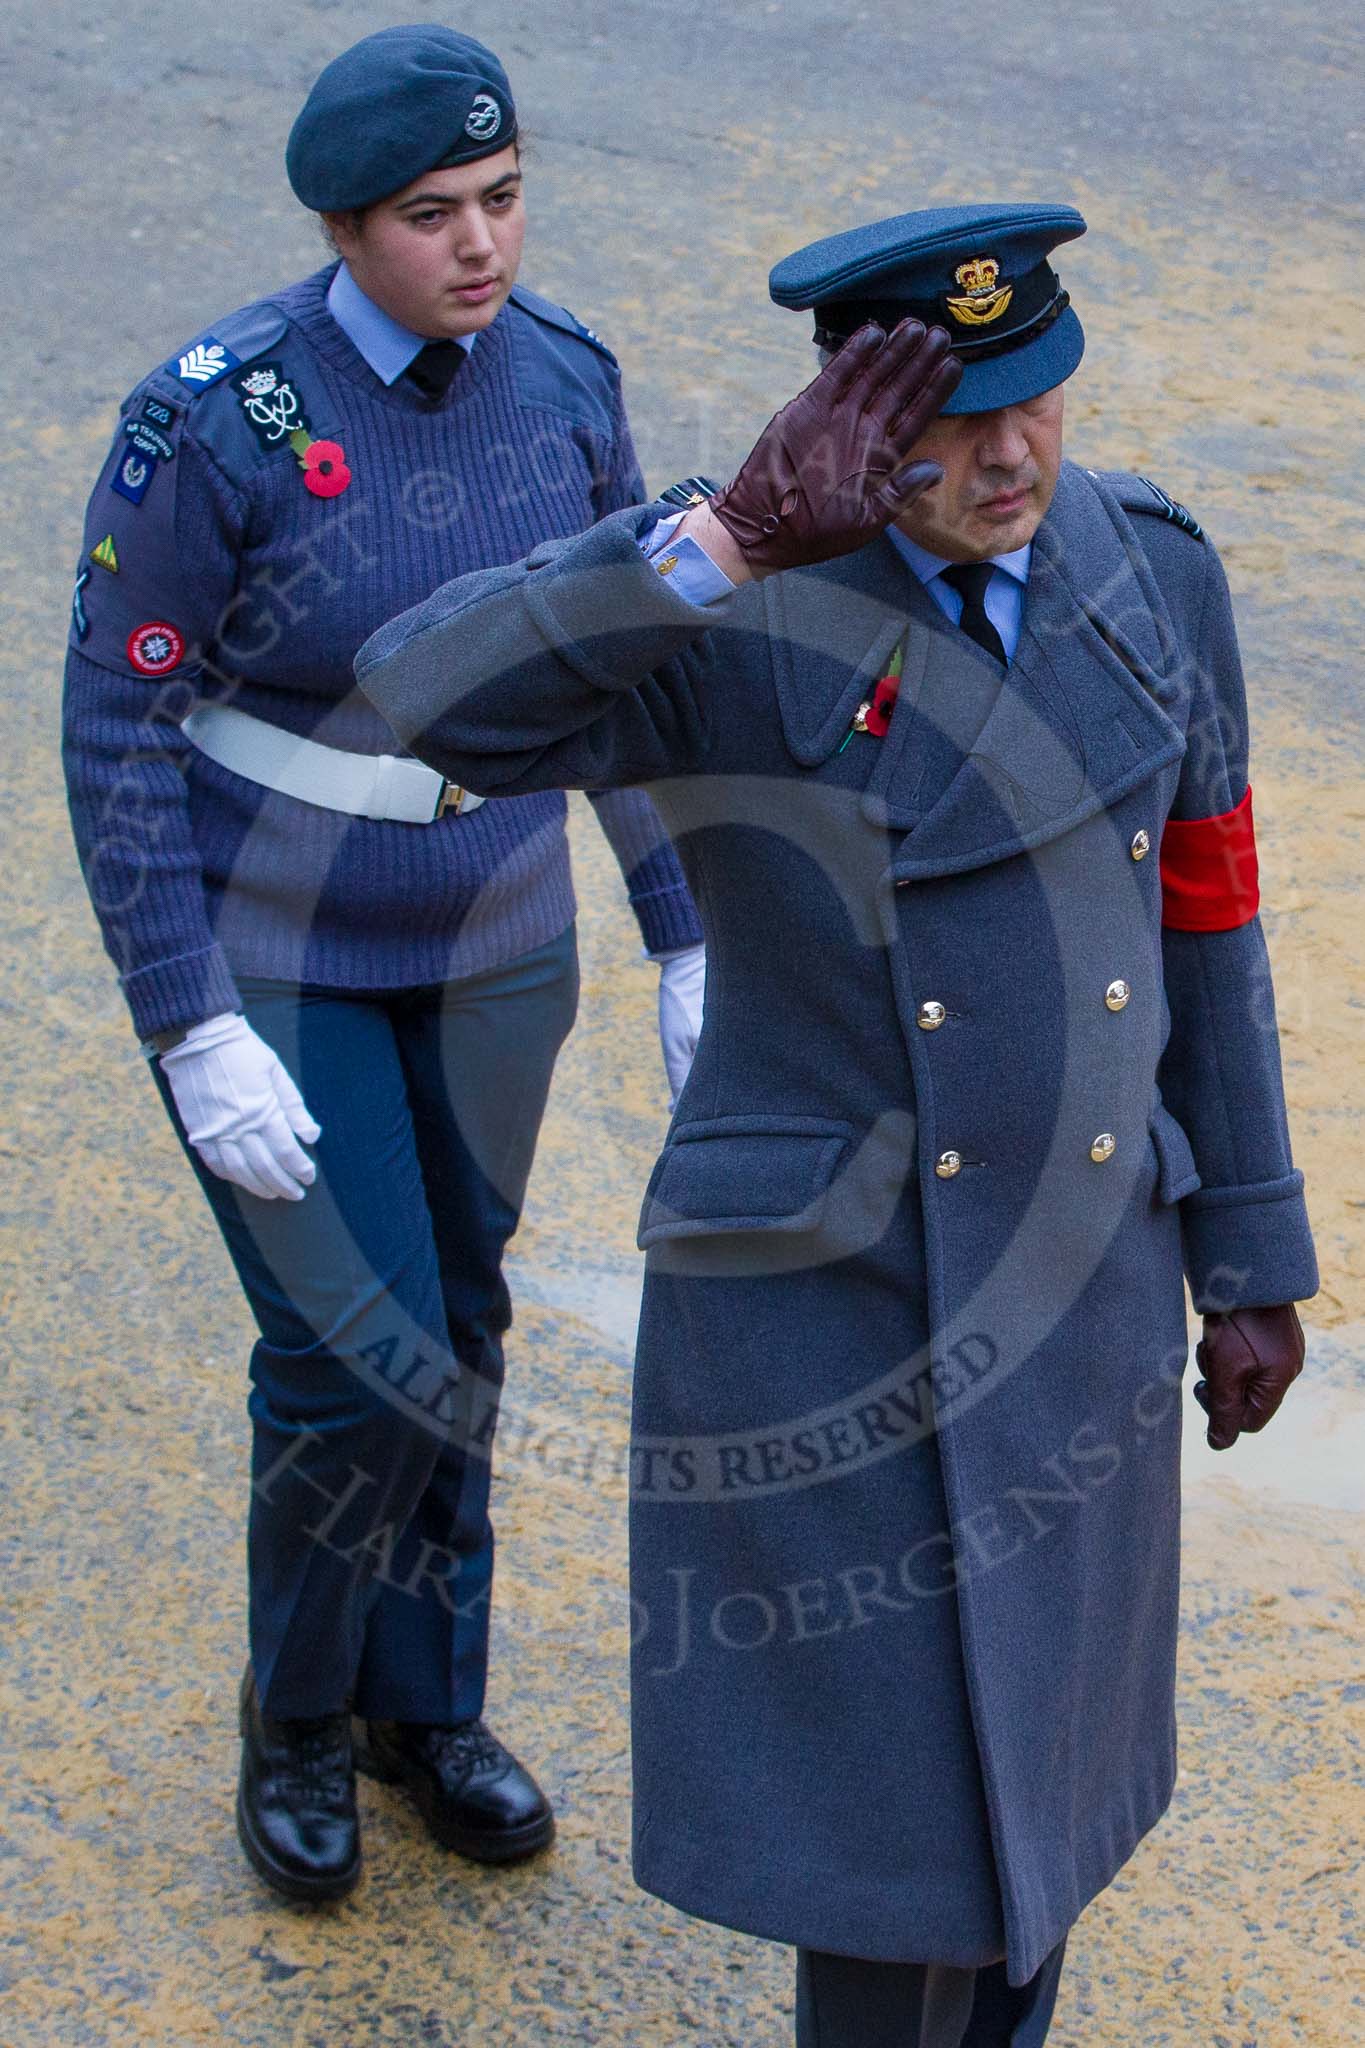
[151,925,579,1722]
[794,1935,1067,2048]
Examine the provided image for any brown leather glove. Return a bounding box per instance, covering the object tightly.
[708,318,962,577]
[1193,1303,1306,1451]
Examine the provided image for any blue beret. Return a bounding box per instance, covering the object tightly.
[770,203,1087,415]
[287,25,518,213]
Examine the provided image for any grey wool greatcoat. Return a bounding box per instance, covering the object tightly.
[355,459,1317,1984]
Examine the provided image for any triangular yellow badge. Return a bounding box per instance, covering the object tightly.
[91,534,119,573]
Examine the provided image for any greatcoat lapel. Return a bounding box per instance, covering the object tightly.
[763,462,1188,880]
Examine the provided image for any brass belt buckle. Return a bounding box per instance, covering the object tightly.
[436,780,466,818]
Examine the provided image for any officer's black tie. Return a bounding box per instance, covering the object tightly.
[940,561,1008,667]
[404,340,466,404]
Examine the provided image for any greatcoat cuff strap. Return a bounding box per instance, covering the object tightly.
[1180,1169,1319,1314]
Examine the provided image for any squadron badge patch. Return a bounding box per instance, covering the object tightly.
[231,362,312,452]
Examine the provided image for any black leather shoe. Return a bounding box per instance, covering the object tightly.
[236,1665,360,1901]
[363,1717,555,1863]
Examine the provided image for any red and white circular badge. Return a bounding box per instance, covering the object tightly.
[127,621,186,676]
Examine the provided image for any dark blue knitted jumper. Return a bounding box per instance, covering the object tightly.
[62,265,701,1040]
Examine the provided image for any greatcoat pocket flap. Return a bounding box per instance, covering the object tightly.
[1148,1102,1202,1205]
[636,1116,855,1248]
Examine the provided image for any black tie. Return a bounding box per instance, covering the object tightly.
[940,561,1008,667]
[404,340,466,404]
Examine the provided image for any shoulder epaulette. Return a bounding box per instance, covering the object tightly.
[507,284,617,364]
[133,297,335,483]
[658,475,720,510]
[158,303,292,400]
[1127,473,1205,542]
[1083,468,1207,544]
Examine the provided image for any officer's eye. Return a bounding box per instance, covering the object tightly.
[410,209,446,227]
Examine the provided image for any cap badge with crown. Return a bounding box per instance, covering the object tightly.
[946,256,1013,327]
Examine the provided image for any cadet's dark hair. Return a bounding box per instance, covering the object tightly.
[317,134,528,252]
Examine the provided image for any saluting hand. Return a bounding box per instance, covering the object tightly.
[695,318,961,581]
[1193,1303,1306,1450]
[160,1012,322,1203]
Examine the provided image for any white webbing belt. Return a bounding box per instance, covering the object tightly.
[180,703,484,824]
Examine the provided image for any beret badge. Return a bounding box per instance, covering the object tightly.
[946,256,1013,327]
[465,92,502,141]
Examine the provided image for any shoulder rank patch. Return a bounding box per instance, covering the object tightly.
[170,338,241,389]
[91,533,119,573]
[1137,476,1205,541]
[164,304,291,401]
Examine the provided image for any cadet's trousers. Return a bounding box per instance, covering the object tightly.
[151,925,579,1723]
[794,1936,1067,2048]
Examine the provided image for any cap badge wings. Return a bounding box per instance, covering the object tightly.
[946,255,1013,327]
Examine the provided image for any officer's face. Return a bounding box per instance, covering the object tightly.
[892,385,1066,562]
[325,145,526,339]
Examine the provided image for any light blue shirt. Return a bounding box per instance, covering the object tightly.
[326,263,476,385]
[883,527,1032,662]
[638,507,738,605]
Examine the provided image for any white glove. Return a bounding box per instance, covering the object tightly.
[159,1011,322,1202]
[656,944,706,1111]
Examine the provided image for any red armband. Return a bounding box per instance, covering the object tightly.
[1160,785,1260,931]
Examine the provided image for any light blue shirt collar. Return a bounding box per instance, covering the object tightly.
[326,263,476,387]
[885,525,1033,590]
[884,526,1032,663]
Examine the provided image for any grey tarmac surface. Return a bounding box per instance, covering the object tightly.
[2,3,1362,2044]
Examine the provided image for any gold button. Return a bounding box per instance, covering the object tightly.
[1090,1132,1116,1163]
[1104,979,1131,1012]
[935,1150,962,1179]
[655,552,680,575]
[918,1000,947,1031]
[1130,829,1150,861]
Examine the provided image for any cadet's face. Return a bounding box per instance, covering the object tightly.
[326,146,526,340]
[893,385,1066,562]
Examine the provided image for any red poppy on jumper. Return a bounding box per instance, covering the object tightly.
[302,439,352,498]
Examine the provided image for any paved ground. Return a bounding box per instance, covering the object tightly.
[2,2,1362,2043]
